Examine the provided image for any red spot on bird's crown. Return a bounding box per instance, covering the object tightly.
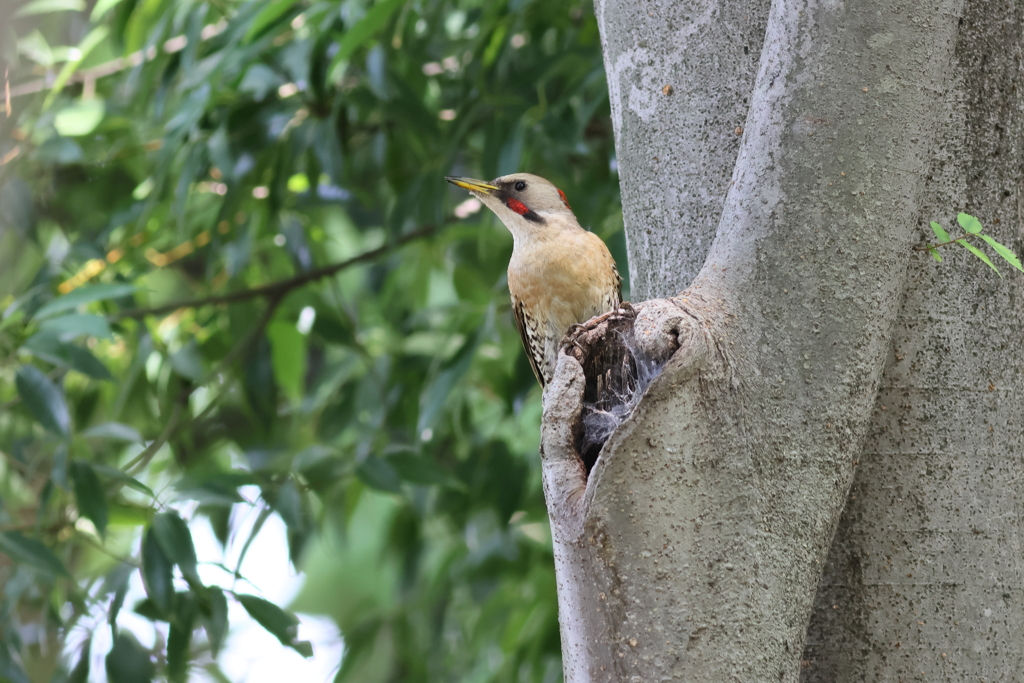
[506,197,530,215]
[557,188,571,210]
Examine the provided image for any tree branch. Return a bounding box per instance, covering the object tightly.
[107,226,433,492]
[8,20,229,99]
[912,235,969,251]
[113,225,436,320]
[122,399,186,475]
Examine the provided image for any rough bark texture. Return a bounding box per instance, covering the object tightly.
[540,0,976,680]
[802,1,1024,679]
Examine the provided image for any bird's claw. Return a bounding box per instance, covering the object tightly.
[563,305,636,356]
[565,323,590,354]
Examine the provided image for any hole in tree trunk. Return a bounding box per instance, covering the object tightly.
[563,305,667,475]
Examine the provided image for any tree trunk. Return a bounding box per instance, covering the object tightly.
[596,0,771,300]
[802,2,1024,680]
[532,0,1020,680]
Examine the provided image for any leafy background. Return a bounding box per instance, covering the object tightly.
[0,0,624,681]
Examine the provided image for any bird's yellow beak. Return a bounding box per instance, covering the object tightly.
[445,176,499,195]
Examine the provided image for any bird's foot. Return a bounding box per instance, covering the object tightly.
[563,305,634,356]
[565,323,590,355]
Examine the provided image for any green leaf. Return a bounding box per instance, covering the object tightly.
[293,639,314,658]
[173,471,252,507]
[168,340,204,381]
[242,336,278,423]
[54,99,107,137]
[957,212,984,234]
[164,85,210,133]
[21,333,113,380]
[70,461,109,538]
[204,587,229,658]
[244,0,299,43]
[105,632,155,683]
[90,0,125,22]
[329,0,406,73]
[107,562,133,629]
[956,239,1002,277]
[18,29,55,67]
[483,23,509,67]
[389,453,465,489]
[238,63,285,101]
[34,283,137,318]
[141,527,173,616]
[270,479,304,530]
[82,422,143,443]
[44,26,109,110]
[978,234,1024,273]
[14,0,85,17]
[928,247,942,262]
[237,594,312,657]
[167,594,195,683]
[269,479,310,563]
[287,173,310,193]
[92,464,155,498]
[311,311,355,346]
[267,319,308,403]
[233,506,272,573]
[16,365,71,436]
[133,598,164,621]
[0,532,70,576]
[417,330,480,433]
[38,313,112,340]
[152,511,200,585]
[929,221,951,243]
[52,442,70,490]
[356,454,402,493]
[108,501,156,526]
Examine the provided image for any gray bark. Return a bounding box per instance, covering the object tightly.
[802,2,1024,680]
[596,0,771,300]
[538,0,993,680]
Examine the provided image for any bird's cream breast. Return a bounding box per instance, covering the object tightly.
[507,230,617,335]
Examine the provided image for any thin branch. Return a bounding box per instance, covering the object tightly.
[123,399,185,475]
[0,145,18,166]
[113,225,436,320]
[0,518,70,534]
[73,530,141,568]
[9,20,229,99]
[913,235,971,251]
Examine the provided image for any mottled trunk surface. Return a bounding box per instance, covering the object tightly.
[802,2,1024,680]
[536,0,1021,681]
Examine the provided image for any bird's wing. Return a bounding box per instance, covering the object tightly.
[611,261,623,307]
[512,296,547,387]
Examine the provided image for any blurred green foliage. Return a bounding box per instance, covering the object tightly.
[0,0,623,681]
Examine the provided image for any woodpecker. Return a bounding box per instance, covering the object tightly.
[445,173,622,387]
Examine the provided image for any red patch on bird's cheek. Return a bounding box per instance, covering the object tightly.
[557,188,572,210]
[506,198,530,215]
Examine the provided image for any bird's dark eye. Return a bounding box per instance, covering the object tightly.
[514,181,526,192]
